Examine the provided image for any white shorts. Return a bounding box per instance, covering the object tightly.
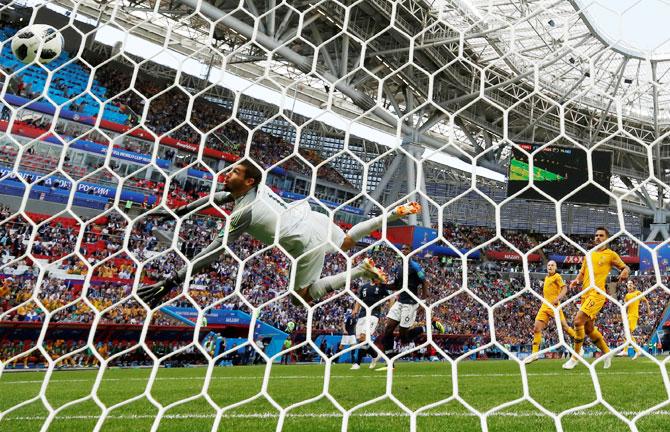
[340,335,357,345]
[387,302,419,328]
[355,316,379,338]
[293,212,346,289]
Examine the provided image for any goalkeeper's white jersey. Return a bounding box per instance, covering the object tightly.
[225,185,313,256]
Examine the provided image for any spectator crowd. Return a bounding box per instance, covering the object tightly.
[1,195,667,368]
[0,33,665,368]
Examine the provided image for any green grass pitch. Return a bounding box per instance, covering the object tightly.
[1,358,669,431]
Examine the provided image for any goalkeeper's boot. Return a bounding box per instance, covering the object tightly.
[137,277,178,308]
[631,349,642,360]
[291,259,387,306]
[359,258,388,284]
[391,202,421,220]
[432,320,446,334]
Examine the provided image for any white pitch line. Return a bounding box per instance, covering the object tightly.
[3,410,670,421]
[0,370,663,385]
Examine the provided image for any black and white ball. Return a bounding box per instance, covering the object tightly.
[11,24,63,65]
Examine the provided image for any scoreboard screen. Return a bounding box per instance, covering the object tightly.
[506,143,612,205]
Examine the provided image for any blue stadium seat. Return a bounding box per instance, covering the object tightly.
[0,26,128,124]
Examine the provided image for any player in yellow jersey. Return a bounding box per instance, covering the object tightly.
[563,227,629,370]
[526,260,577,363]
[617,280,650,360]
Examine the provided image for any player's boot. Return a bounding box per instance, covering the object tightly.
[562,356,579,370]
[391,202,422,219]
[617,348,629,357]
[603,352,613,369]
[631,350,641,360]
[359,258,388,284]
[137,277,178,308]
[525,353,539,364]
[369,354,380,369]
[350,363,360,370]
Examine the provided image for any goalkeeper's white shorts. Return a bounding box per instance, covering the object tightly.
[293,212,345,290]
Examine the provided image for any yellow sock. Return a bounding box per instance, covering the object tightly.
[574,325,585,356]
[532,331,542,354]
[564,325,577,340]
[588,329,610,354]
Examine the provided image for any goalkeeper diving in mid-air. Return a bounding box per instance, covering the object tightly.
[137,159,421,307]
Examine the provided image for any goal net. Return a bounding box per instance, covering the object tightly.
[0,0,669,431]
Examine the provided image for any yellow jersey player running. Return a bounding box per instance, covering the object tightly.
[526,260,577,363]
[563,227,630,370]
[617,280,650,360]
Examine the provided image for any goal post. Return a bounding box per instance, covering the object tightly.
[0,0,668,431]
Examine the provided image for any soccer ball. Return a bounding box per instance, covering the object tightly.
[11,24,63,65]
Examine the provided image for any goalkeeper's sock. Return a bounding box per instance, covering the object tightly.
[347,205,417,242]
[564,325,577,340]
[308,267,364,301]
[588,328,610,354]
[573,325,585,357]
[532,331,542,354]
[347,215,385,243]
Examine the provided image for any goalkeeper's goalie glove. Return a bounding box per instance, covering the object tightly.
[137,277,178,308]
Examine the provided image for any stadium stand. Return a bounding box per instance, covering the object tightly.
[0,26,128,124]
[0,22,665,372]
[1,189,666,369]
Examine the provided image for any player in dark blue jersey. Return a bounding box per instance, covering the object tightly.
[370,244,444,370]
[349,280,396,369]
[338,312,358,363]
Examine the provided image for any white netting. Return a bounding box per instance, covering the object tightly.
[0,0,669,431]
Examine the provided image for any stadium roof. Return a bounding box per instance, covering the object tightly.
[437,0,670,123]
[32,0,670,204]
[573,0,670,60]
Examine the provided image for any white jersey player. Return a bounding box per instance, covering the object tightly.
[138,159,421,307]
